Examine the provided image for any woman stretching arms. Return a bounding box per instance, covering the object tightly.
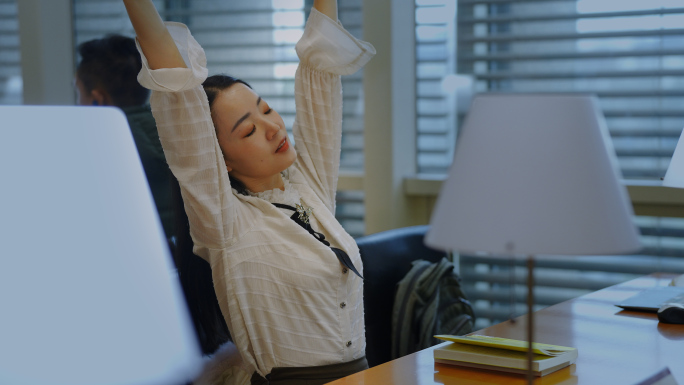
[122,1,375,384]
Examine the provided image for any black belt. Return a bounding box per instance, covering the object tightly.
[250,356,369,385]
[272,203,363,279]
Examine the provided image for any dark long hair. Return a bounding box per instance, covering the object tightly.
[174,74,252,354]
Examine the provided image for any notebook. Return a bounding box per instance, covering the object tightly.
[615,286,684,312]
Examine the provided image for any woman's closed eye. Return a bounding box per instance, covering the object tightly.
[245,125,256,138]
[264,108,272,115]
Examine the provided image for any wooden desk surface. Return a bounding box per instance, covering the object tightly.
[330,274,684,385]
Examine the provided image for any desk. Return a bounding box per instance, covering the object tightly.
[330,274,684,385]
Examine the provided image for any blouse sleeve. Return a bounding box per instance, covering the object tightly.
[292,8,375,212]
[136,22,235,259]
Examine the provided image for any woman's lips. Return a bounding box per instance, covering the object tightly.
[276,137,289,153]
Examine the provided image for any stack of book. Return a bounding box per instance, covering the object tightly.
[433,335,578,377]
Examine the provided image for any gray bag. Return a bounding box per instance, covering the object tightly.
[391,257,475,359]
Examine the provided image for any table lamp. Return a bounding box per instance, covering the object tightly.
[425,94,642,384]
[663,127,684,188]
[660,127,684,287]
[0,106,203,385]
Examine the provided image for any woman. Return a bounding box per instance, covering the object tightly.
[121,1,375,384]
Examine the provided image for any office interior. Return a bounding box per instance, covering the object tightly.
[3,0,684,333]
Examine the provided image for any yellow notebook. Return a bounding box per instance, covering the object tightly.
[433,335,578,377]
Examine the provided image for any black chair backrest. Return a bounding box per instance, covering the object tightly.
[356,225,446,367]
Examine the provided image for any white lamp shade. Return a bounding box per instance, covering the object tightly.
[0,107,203,385]
[425,94,641,256]
[663,127,684,188]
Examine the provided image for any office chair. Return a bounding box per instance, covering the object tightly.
[356,225,447,367]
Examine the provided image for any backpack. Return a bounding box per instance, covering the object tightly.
[391,257,475,359]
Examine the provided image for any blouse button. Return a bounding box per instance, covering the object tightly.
[346,341,352,347]
[340,302,347,309]
[342,268,348,274]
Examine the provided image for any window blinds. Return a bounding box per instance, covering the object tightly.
[416,0,459,174]
[457,0,684,179]
[455,0,684,328]
[0,0,20,105]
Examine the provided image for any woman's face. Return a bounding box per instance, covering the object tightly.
[212,83,296,189]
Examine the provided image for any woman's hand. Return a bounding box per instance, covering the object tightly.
[122,0,186,70]
[313,0,338,21]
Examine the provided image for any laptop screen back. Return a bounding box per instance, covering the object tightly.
[0,106,201,385]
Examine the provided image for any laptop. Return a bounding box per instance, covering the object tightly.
[615,286,684,312]
[0,106,202,385]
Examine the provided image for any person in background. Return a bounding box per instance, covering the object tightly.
[75,34,174,241]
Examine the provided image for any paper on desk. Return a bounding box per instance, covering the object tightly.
[434,335,576,357]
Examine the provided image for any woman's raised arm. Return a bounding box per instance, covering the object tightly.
[313,0,338,21]
[122,0,186,69]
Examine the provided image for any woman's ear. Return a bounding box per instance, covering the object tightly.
[222,151,233,172]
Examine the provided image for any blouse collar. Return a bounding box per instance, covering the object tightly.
[246,169,301,206]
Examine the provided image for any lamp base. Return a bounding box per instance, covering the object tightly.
[526,255,535,385]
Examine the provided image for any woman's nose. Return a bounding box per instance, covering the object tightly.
[264,119,279,140]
